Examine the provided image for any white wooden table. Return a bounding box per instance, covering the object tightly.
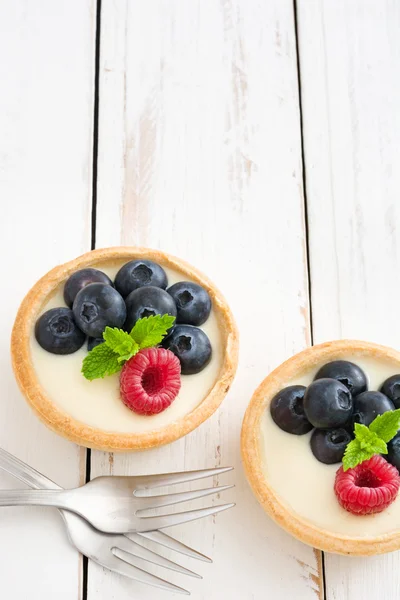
[1,1,399,598]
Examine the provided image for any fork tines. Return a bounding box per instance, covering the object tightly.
[136,502,236,533]
[132,466,235,533]
[133,466,233,494]
[136,484,234,516]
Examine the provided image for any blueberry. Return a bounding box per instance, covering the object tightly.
[35,307,85,355]
[380,375,400,408]
[73,283,126,338]
[270,385,312,435]
[387,432,400,472]
[167,281,211,326]
[351,391,394,427]
[314,360,367,396]
[115,260,168,298]
[162,325,212,374]
[342,418,356,438]
[64,268,113,307]
[88,337,104,351]
[303,378,353,429]
[310,428,352,464]
[125,286,177,331]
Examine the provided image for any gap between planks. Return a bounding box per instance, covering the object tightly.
[82,1,102,600]
[293,0,325,597]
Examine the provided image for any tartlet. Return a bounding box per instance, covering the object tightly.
[241,340,400,556]
[12,247,238,451]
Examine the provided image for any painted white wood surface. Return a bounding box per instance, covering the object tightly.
[298,1,400,599]
[5,1,399,598]
[0,1,95,599]
[93,1,321,599]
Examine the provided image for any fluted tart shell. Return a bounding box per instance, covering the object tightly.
[12,247,239,451]
[241,339,400,556]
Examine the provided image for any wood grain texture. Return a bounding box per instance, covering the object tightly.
[297,0,400,598]
[92,1,321,598]
[0,1,96,598]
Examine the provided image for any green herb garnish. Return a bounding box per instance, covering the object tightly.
[342,409,400,471]
[82,314,175,380]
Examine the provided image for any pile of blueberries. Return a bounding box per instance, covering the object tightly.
[270,360,400,468]
[35,259,213,375]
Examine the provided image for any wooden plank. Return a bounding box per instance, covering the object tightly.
[92,1,321,598]
[0,1,96,599]
[297,0,400,598]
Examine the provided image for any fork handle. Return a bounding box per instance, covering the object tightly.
[0,448,61,491]
[0,488,68,508]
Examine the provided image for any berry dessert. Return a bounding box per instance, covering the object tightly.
[12,248,238,450]
[241,340,400,555]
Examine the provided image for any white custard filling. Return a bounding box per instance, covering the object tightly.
[260,356,400,537]
[30,262,223,433]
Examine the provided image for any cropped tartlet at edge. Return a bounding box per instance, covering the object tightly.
[11,246,239,451]
[241,339,400,556]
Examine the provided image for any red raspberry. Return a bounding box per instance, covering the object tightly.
[334,455,400,515]
[120,348,181,415]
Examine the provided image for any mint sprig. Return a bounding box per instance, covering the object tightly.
[82,314,175,381]
[342,409,400,471]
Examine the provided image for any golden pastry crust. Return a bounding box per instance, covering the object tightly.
[241,340,400,556]
[11,247,239,451]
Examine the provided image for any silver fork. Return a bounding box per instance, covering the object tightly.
[0,467,234,533]
[0,451,232,596]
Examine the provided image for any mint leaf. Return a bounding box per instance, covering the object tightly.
[353,423,386,453]
[369,409,400,443]
[103,327,139,359]
[353,423,373,443]
[374,437,388,454]
[130,315,175,349]
[82,344,121,381]
[342,439,370,471]
[353,424,387,455]
[342,421,389,470]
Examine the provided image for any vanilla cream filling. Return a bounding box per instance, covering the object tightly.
[260,355,400,537]
[30,262,223,433]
